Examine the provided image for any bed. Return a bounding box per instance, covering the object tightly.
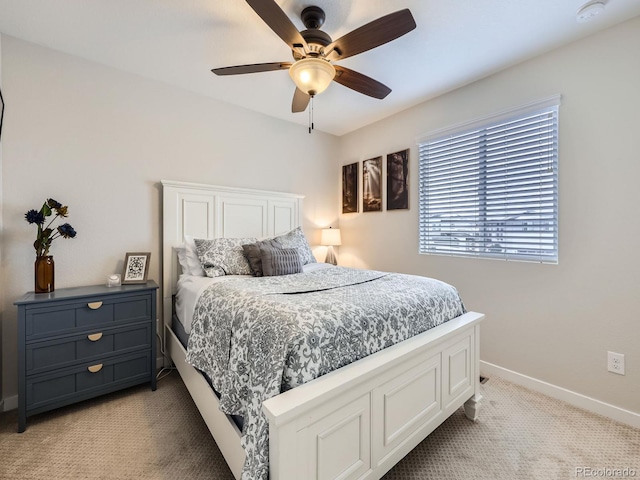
[161,180,484,480]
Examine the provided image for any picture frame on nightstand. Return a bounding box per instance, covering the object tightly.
[122,252,151,284]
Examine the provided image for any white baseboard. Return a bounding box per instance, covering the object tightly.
[480,361,640,429]
[5,358,635,428]
[2,394,17,412]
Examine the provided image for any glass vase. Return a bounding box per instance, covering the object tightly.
[35,255,55,293]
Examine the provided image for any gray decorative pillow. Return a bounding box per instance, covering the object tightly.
[260,247,303,276]
[242,238,283,277]
[194,237,257,277]
[273,227,316,265]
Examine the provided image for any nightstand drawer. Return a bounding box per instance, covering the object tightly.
[26,323,153,375]
[25,351,152,410]
[25,294,152,340]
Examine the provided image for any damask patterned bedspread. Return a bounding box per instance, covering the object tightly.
[185,266,465,480]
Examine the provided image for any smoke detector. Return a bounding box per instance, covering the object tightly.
[576,1,606,23]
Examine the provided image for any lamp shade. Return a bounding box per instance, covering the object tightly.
[289,58,336,96]
[321,228,342,246]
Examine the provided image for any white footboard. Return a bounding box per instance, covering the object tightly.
[263,311,484,480]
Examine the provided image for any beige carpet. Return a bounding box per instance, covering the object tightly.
[1,372,638,480]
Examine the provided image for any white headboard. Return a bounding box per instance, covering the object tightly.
[161,180,304,332]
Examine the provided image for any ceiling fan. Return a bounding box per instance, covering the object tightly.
[212,0,416,114]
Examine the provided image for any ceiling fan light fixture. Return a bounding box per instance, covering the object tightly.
[289,58,335,96]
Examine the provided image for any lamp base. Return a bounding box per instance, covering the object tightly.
[325,246,337,265]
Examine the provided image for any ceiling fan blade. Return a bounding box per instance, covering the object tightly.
[333,66,392,99]
[324,9,416,61]
[292,88,311,113]
[212,62,292,76]
[246,0,309,53]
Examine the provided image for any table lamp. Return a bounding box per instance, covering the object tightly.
[321,227,342,265]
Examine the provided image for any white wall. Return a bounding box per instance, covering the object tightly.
[0,34,4,410]
[3,17,639,419]
[337,17,640,415]
[0,36,339,404]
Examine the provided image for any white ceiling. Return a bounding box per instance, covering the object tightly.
[1,0,639,136]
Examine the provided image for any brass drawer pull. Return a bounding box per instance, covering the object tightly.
[87,332,103,342]
[87,364,103,373]
[87,301,103,310]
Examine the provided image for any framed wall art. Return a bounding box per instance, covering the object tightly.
[342,162,359,213]
[387,149,409,210]
[122,252,151,284]
[0,87,4,143]
[363,156,382,212]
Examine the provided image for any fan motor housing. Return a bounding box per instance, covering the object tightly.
[295,6,333,58]
[301,6,325,29]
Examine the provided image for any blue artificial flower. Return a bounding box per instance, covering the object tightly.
[25,209,45,225]
[25,199,78,256]
[57,223,77,239]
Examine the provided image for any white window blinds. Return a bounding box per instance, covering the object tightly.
[418,98,559,263]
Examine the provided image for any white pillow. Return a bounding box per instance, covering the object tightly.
[181,235,206,277]
[176,246,190,275]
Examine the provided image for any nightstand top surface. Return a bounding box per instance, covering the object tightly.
[14,280,158,305]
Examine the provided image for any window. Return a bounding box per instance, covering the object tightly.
[418,96,560,263]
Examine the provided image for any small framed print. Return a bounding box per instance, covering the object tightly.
[342,162,359,213]
[363,156,382,212]
[0,87,4,143]
[387,149,409,210]
[122,252,151,284]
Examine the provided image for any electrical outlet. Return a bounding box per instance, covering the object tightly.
[607,351,625,375]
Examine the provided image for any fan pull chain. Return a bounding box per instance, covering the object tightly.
[308,95,315,134]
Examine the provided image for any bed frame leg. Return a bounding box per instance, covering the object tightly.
[464,393,482,422]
